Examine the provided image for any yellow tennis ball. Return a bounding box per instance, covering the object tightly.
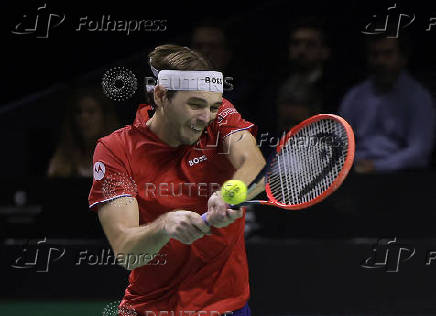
[221,180,247,205]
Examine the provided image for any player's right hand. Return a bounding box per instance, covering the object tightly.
[162,210,210,244]
[205,191,244,228]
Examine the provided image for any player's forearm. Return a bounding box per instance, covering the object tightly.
[232,152,266,201]
[225,131,266,201]
[115,214,170,270]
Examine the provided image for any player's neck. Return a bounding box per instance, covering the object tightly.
[146,112,181,147]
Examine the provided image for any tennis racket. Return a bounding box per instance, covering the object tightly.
[233,113,355,210]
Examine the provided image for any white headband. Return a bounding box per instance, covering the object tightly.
[157,70,223,93]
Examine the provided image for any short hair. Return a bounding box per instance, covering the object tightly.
[190,18,232,50]
[365,32,413,58]
[146,44,213,107]
[148,44,212,73]
[288,16,329,46]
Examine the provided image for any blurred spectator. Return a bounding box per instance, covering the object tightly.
[48,85,120,178]
[277,17,345,116]
[276,81,322,132]
[190,21,256,121]
[191,23,231,72]
[191,23,262,237]
[339,36,435,173]
[255,16,350,146]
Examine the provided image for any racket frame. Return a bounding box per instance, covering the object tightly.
[240,114,355,210]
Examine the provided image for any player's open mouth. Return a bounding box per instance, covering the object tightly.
[190,125,203,133]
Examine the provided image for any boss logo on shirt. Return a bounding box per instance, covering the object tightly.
[188,154,207,166]
[93,162,105,180]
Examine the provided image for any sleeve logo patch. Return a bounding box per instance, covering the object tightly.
[93,162,106,180]
[217,108,237,125]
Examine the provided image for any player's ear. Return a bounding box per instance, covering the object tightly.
[153,85,169,108]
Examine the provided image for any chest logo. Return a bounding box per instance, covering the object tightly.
[188,154,207,166]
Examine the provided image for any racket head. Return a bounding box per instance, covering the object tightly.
[264,114,355,210]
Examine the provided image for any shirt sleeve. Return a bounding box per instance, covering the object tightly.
[338,88,358,131]
[88,139,137,211]
[373,91,435,171]
[215,99,257,140]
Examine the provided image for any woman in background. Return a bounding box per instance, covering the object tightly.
[48,85,120,178]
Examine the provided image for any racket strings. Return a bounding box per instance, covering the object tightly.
[267,119,349,206]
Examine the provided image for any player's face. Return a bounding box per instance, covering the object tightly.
[167,91,223,145]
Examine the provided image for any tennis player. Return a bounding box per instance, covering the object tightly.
[88,44,266,316]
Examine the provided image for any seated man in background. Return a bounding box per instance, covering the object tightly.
[190,20,256,121]
[278,17,345,114]
[276,81,322,133]
[339,35,435,173]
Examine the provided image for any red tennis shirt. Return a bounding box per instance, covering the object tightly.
[88,98,256,315]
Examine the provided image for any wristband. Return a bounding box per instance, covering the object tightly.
[201,213,211,227]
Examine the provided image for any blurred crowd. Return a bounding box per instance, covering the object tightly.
[46,17,435,180]
[0,13,434,241]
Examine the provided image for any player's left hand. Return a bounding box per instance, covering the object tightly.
[205,191,244,228]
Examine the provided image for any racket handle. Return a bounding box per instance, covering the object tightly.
[229,201,252,209]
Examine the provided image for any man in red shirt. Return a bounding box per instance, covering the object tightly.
[88,44,265,316]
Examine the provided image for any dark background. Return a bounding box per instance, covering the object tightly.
[2,0,436,315]
[3,0,436,103]
[2,0,436,176]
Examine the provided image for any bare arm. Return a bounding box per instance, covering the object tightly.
[205,130,266,227]
[98,197,209,270]
[224,130,266,199]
